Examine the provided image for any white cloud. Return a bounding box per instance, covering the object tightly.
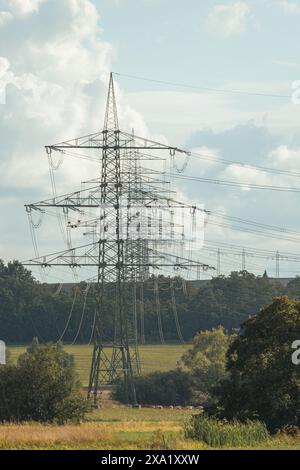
[0,0,152,260]
[1,0,299,273]
[220,164,270,189]
[0,57,13,103]
[206,2,250,36]
[0,11,13,25]
[217,145,300,192]
[68,0,99,38]
[268,146,300,171]
[188,147,221,175]
[0,0,115,192]
[8,0,47,15]
[0,56,10,75]
[276,0,300,14]
[124,89,274,144]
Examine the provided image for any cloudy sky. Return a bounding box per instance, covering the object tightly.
[1,0,300,281]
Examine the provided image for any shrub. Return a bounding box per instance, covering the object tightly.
[0,341,88,424]
[181,327,235,405]
[113,369,193,406]
[185,414,269,447]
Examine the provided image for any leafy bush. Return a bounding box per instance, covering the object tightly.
[113,369,193,406]
[185,414,269,447]
[0,341,88,424]
[181,327,235,405]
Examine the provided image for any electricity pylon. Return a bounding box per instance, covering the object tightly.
[24,73,214,405]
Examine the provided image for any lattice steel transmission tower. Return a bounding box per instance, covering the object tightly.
[24,73,213,405]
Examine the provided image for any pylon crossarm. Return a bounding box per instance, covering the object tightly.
[22,241,213,267]
[120,130,190,155]
[46,130,179,152]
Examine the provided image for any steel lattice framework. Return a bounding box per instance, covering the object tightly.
[23,74,214,405]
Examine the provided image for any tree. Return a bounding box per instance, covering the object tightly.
[214,297,300,432]
[285,276,300,299]
[0,260,289,344]
[185,271,283,337]
[0,342,88,423]
[113,369,194,406]
[182,327,234,404]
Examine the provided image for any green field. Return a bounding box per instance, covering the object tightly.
[0,407,299,450]
[8,344,189,385]
[4,344,300,450]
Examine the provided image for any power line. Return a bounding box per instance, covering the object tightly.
[170,279,185,344]
[168,172,300,193]
[187,150,300,179]
[56,286,79,343]
[71,283,91,345]
[59,133,300,184]
[113,72,290,99]
[204,240,298,258]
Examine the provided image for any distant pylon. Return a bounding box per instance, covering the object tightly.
[276,251,280,279]
[217,248,221,276]
[242,248,246,271]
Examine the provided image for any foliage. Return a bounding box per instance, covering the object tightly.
[113,369,194,406]
[184,271,282,336]
[214,296,300,432]
[1,259,294,344]
[181,327,234,403]
[185,414,269,447]
[285,276,300,299]
[0,341,88,424]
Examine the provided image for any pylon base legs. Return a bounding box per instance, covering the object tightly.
[87,343,138,406]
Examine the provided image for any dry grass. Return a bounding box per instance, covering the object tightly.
[1,422,299,450]
[0,422,112,445]
[0,416,299,450]
[0,420,185,450]
[0,421,181,442]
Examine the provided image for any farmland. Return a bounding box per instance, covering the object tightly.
[0,407,299,450]
[8,344,189,385]
[2,343,299,450]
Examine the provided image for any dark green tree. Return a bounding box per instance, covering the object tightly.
[0,342,88,423]
[184,271,282,337]
[285,277,300,299]
[113,369,194,406]
[214,296,300,432]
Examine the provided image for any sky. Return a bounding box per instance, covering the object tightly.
[1,0,300,281]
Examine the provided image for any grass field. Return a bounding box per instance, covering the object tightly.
[4,344,300,450]
[0,407,299,450]
[8,344,189,385]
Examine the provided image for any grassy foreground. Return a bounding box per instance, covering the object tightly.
[4,344,300,450]
[9,344,189,385]
[0,407,299,450]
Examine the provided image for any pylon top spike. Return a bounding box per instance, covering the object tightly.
[103,72,119,131]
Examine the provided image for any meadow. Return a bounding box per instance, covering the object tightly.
[3,343,300,450]
[0,407,299,450]
[8,344,189,385]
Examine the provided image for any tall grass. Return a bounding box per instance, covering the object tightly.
[185,414,270,448]
[0,414,298,450]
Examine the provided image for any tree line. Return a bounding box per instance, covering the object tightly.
[1,259,300,344]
